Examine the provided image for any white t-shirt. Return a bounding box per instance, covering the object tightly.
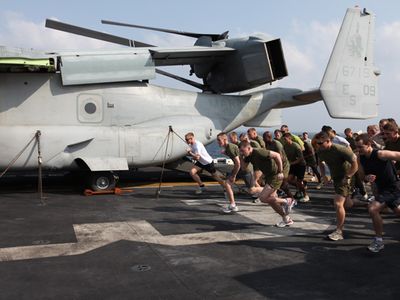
[332,135,350,147]
[190,140,213,165]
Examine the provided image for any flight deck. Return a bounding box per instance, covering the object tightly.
[0,169,399,299]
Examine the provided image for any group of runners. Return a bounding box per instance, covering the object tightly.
[184,118,400,253]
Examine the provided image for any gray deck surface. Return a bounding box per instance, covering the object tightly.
[0,169,399,299]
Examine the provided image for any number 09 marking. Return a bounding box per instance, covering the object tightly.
[363,85,376,96]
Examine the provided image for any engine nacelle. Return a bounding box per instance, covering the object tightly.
[203,37,288,93]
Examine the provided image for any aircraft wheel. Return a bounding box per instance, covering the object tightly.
[88,172,116,191]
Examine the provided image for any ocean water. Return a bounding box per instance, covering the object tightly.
[206,140,225,158]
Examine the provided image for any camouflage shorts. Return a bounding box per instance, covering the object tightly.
[266,176,283,190]
[333,178,352,197]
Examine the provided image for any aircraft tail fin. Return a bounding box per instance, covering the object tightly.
[320,7,379,119]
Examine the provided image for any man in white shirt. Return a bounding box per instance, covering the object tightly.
[185,132,228,196]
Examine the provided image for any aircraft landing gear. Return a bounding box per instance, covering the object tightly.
[87,171,118,191]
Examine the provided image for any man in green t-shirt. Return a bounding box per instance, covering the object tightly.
[315,131,358,241]
[383,122,400,174]
[217,132,240,213]
[229,132,254,190]
[283,133,309,203]
[240,133,262,188]
[247,128,266,148]
[263,131,293,200]
[228,131,240,146]
[280,125,304,151]
[240,141,296,227]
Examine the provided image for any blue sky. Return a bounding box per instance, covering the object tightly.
[1,0,399,134]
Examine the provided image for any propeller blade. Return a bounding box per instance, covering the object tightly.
[45,19,154,47]
[101,20,227,41]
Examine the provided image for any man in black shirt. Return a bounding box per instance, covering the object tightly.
[355,133,400,253]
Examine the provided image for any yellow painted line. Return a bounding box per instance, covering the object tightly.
[123,179,245,189]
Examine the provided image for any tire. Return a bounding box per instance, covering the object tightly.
[88,172,116,191]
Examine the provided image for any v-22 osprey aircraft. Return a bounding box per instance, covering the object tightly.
[0,7,379,190]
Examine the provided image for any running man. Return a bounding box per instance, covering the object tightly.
[247,128,266,148]
[217,132,240,213]
[315,131,358,241]
[185,132,232,203]
[263,131,293,199]
[228,132,254,190]
[228,131,240,146]
[240,141,296,227]
[283,132,309,202]
[383,122,400,175]
[356,133,400,252]
[280,125,304,150]
[240,133,262,188]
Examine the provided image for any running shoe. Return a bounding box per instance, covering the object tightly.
[252,198,261,204]
[367,238,384,253]
[222,204,239,213]
[276,217,294,227]
[283,198,296,215]
[299,195,310,203]
[195,186,206,195]
[327,229,343,241]
[367,195,375,202]
[315,183,323,190]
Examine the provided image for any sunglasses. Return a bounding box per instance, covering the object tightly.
[317,141,327,145]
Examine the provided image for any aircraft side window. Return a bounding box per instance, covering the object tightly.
[84,102,97,114]
[77,94,103,123]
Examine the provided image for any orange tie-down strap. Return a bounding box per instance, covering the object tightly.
[83,187,134,196]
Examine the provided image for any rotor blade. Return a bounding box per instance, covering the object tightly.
[101,20,224,41]
[45,19,154,47]
[155,69,205,91]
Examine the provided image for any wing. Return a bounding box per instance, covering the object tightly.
[150,47,235,66]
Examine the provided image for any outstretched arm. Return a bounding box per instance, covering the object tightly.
[377,149,400,161]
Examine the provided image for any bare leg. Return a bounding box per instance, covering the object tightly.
[311,165,321,182]
[211,173,237,206]
[189,166,204,186]
[369,201,386,237]
[254,170,262,187]
[296,179,306,196]
[259,186,287,217]
[225,181,236,206]
[280,179,293,198]
[334,194,346,231]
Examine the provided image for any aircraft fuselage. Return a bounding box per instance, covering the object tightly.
[0,73,303,172]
